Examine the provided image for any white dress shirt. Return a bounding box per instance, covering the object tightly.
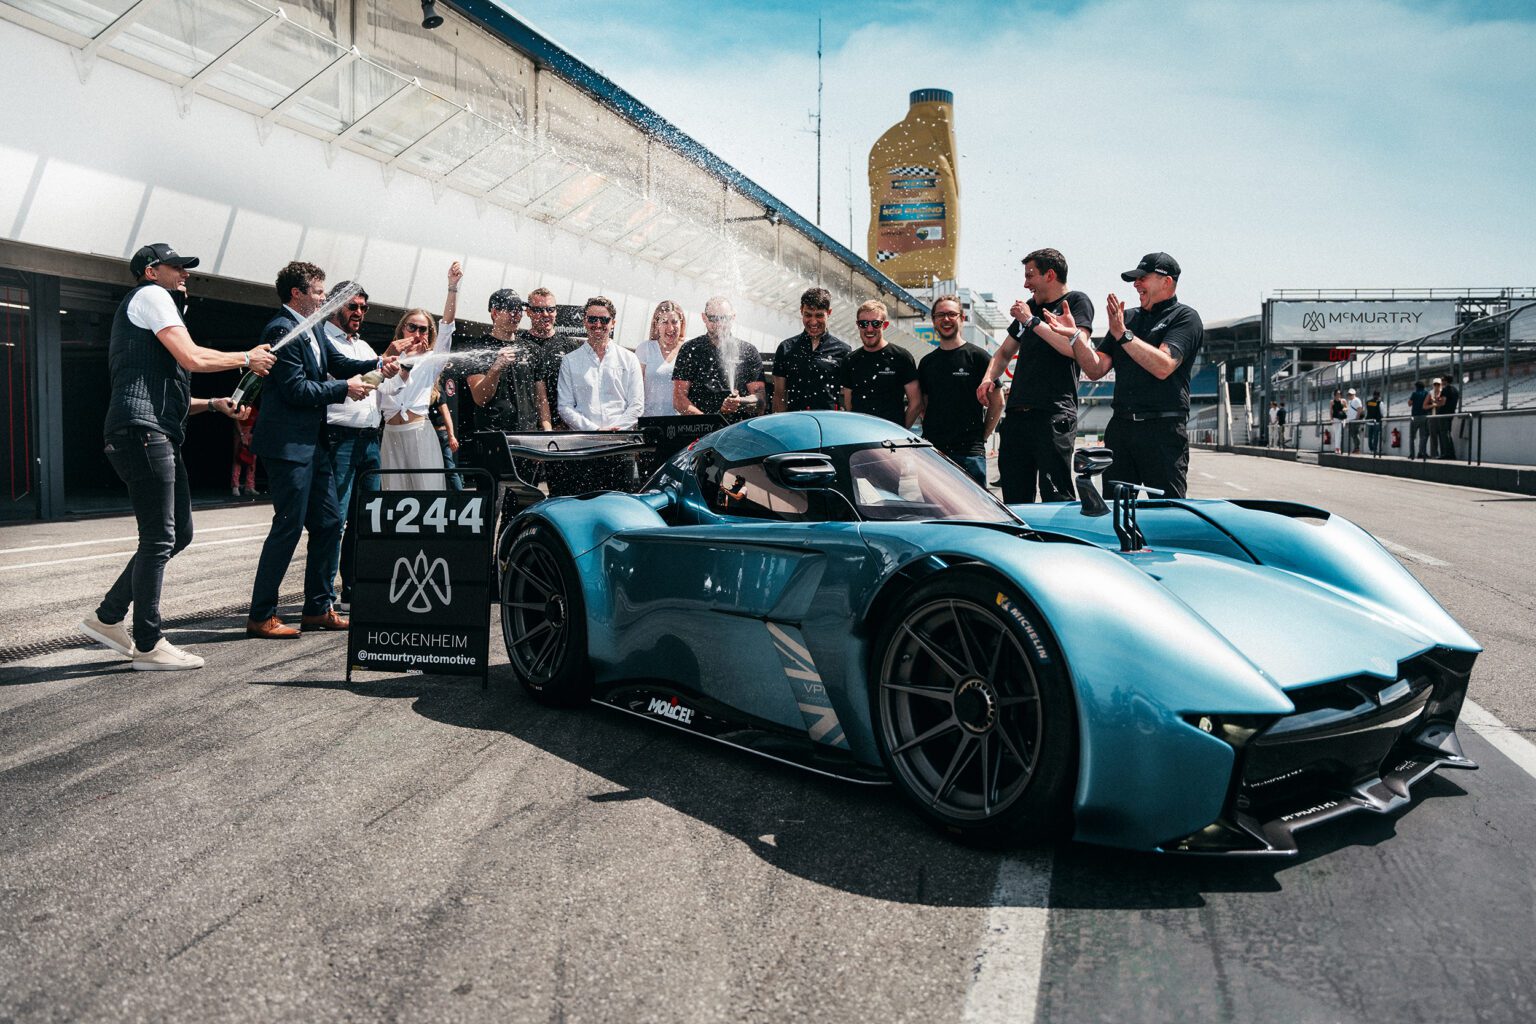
[324,322,382,428]
[557,342,644,430]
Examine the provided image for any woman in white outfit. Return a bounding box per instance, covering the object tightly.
[635,299,687,418]
[376,309,451,490]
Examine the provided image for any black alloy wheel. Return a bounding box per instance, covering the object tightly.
[500,520,590,705]
[872,570,1076,843]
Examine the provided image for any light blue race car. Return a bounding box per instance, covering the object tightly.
[496,412,1478,855]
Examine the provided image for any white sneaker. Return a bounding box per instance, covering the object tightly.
[131,638,205,671]
[80,614,133,658]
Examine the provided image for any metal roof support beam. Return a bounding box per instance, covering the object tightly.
[610,207,668,251]
[383,104,473,185]
[73,0,167,82]
[476,150,547,199]
[327,77,422,166]
[177,8,289,118]
[437,119,516,183]
[521,164,590,214]
[258,46,361,143]
[673,236,728,276]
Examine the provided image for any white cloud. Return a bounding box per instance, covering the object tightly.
[518,0,1536,320]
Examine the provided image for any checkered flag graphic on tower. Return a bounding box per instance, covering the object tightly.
[876,251,898,262]
[888,166,938,177]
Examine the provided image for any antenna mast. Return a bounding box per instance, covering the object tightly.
[816,17,823,225]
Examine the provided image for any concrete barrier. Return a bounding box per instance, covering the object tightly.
[1317,454,1536,494]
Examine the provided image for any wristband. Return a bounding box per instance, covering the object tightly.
[447,287,458,293]
[242,351,250,368]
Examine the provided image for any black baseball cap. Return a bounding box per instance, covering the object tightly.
[1121,252,1181,282]
[130,242,200,277]
[488,288,523,312]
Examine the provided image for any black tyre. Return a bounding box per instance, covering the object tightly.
[870,570,1077,844]
[500,520,590,705]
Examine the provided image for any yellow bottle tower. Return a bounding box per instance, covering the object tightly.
[867,88,959,289]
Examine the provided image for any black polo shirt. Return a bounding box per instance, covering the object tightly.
[773,331,851,410]
[841,344,917,425]
[918,342,992,456]
[1101,297,1203,414]
[1007,290,1094,415]
[674,335,765,417]
[532,331,582,428]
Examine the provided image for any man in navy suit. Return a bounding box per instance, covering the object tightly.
[246,261,397,638]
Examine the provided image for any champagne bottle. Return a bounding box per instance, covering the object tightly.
[231,369,263,408]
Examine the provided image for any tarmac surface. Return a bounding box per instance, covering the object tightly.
[2,450,1533,1023]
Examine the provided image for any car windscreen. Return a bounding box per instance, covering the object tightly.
[847,445,1013,523]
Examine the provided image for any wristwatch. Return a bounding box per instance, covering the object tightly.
[1119,330,1134,345]
[1024,315,1042,332]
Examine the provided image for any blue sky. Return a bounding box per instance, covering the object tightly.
[504,1,1536,320]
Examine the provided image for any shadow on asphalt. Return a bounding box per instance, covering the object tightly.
[262,668,1471,909]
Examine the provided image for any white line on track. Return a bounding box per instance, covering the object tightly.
[1225,481,1251,492]
[953,698,1533,1024]
[2,522,264,555]
[960,848,1052,1024]
[1199,471,1216,479]
[0,534,263,571]
[1462,699,1536,782]
[1376,537,1450,567]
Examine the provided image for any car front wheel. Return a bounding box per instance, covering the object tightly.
[500,520,590,706]
[871,570,1076,844]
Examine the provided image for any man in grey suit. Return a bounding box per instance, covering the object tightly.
[246,261,396,639]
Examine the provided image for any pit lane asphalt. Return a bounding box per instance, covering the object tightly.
[1,451,1532,1024]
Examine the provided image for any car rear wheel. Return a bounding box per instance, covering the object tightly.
[871,570,1076,844]
[500,521,590,706]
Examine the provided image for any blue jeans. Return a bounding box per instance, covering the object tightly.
[323,426,379,604]
[98,429,192,652]
[436,426,463,491]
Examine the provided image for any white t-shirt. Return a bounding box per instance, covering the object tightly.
[636,339,679,418]
[1346,397,1364,421]
[126,285,185,335]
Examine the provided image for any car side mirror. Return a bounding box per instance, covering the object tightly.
[764,452,838,490]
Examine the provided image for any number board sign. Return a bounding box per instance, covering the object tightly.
[347,479,493,684]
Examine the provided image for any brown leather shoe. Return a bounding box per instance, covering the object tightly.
[300,608,349,632]
[247,616,300,639]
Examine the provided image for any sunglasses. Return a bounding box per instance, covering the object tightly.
[402,323,430,334]
[585,315,613,325]
[705,314,734,323]
[345,302,369,313]
[856,319,885,329]
[528,306,557,316]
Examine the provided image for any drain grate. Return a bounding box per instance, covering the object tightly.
[0,590,307,666]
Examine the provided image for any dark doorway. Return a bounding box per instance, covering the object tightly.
[0,271,35,521]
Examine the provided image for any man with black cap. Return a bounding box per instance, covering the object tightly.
[465,286,541,432]
[80,243,276,670]
[1060,251,1203,499]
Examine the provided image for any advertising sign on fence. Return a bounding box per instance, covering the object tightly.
[1270,300,1458,344]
